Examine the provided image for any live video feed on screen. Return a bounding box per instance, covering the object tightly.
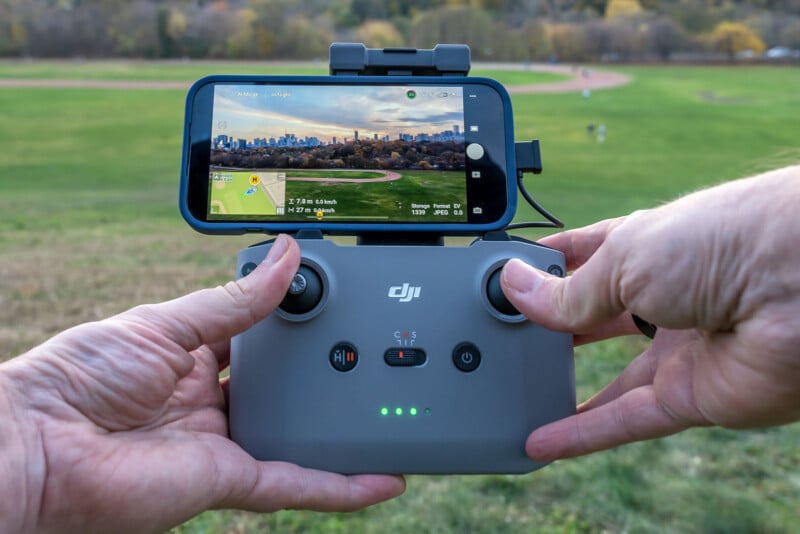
[208,84,468,223]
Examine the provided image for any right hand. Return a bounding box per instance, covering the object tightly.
[500,166,800,460]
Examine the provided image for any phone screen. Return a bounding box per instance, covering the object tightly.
[183,76,513,233]
[207,84,467,224]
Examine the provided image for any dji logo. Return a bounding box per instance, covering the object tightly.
[388,283,422,303]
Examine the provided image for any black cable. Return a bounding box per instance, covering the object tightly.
[504,174,564,231]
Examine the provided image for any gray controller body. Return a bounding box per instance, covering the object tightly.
[230,236,575,474]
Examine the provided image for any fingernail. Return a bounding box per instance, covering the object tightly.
[264,234,290,264]
[502,259,545,294]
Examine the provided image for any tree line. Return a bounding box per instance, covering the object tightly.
[212,139,465,171]
[1,0,799,61]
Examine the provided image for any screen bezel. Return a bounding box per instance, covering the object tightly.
[180,75,517,235]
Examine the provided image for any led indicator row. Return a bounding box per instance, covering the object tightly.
[380,407,431,416]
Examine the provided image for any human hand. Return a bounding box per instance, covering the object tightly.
[500,166,800,461]
[0,234,405,533]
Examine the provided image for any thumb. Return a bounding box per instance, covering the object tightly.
[124,234,301,351]
[501,254,624,334]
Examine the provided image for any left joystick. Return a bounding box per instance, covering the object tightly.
[279,265,324,315]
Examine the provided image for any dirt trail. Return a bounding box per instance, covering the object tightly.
[287,169,402,183]
[503,65,631,93]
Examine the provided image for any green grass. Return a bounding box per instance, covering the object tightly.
[510,66,800,232]
[286,170,465,222]
[0,59,329,80]
[473,68,571,85]
[0,59,567,86]
[0,88,184,233]
[1,62,799,533]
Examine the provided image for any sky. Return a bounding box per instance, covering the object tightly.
[211,83,464,143]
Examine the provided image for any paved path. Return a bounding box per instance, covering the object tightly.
[0,64,630,94]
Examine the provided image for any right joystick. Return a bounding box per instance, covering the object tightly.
[280,265,324,315]
[486,265,521,317]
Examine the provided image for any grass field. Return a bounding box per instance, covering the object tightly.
[285,169,466,222]
[0,59,569,85]
[1,61,799,533]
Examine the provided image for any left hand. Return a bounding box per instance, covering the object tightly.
[0,234,405,533]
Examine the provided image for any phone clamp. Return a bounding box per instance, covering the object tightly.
[329,43,470,77]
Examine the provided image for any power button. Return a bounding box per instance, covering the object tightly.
[452,342,481,372]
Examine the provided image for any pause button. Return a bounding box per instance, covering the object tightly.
[330,342,358,372]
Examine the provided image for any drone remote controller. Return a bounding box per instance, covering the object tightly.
[229,233,575,474]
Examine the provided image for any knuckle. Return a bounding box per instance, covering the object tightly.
[221,279,253,309]
[221,279,261,326]
[551,277,580,329]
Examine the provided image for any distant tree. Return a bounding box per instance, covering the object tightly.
[226,8,260,58]
[644,17,686,60]
[765,0,800,12]
[0,3,28,56]
[328,0,360,27]
[638,0,660,11]
[583,18,648,61]
[575,0,609,16]
[710,21,766,60]
[583,20,614,60]
[779,20,800,49]
[351,0,389,23]
[605,0,643,19]
[272,16,333,59]
[1,0,798,61]
[665,0,723,34]
[387,0,449,18]
[606,19,641,59]
[485,21,530,60]
[519,19,550,60]
[22,2,113,57]
[546,22,590,61]
[156,6,187,57]
[346,154,366,168]
[339,144,356,158]
[110,1,160,57]
[408,6,493,58]
[355,20,405,48]
[181,3,240,57]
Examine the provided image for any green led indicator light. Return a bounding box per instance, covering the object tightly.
[382,406,428,417]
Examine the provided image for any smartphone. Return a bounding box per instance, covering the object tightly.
[180,75,517,235]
